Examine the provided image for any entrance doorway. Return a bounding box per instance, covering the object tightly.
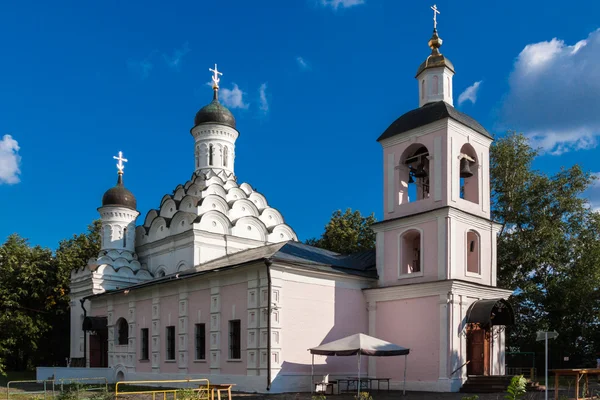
[467,325,490,376]
[89,329,108,368]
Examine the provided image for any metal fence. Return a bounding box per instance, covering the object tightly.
[506,367,537,380]
[115,379,210,400]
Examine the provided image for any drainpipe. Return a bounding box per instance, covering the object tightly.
[265,259,273,391]
[80,298,87,368]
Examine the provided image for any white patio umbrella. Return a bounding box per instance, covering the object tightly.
[309,333,410,396]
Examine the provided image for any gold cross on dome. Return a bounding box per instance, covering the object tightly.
[113,151,128,174]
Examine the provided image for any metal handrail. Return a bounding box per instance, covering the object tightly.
[451,360,471,376]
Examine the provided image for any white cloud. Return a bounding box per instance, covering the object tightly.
[220,84,249,109]
[502,29,600,155]
[163,42,190,71]
[319,0,364,9]
[458,80,483,105]
[0,134,21,184]
[127,59,153,79]
[296,56,310,70]
[259,83,269,114]
[585,172,600,211]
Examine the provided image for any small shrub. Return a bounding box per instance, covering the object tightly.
[505,375,527,400]
[177,388,200,400]
[462,396,479,400]
[312,395,327,400]
[355,392,372,400]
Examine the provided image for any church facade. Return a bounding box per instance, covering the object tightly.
[56,20,514,394]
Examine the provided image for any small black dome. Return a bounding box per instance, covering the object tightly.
[194,97,236,129]
[102,174,137,210]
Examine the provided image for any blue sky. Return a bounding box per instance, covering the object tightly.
[1,0,600,249]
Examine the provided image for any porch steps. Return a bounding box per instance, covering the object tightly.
[460,375,514,393]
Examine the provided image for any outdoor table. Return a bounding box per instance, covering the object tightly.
[550,368,600,400]
[346,377,370,392]
[368,378,391,391]
[198,383,236,400]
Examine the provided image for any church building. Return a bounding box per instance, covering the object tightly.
[51,12,515,393]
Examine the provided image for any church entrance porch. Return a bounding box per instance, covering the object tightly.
[82,316,108,368]
[466,325,490,376]
[89,329,108,368]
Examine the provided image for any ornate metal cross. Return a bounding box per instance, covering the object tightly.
[209,64,223,88]
[431,4,440,29]
[113,151,128,174]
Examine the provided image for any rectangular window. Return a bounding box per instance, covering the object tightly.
[195,323,206,360]
[140,328,149,360]
[229,320,241,360]
[166,326,175,361]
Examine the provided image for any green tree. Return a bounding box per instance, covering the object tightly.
[0,220,101,373]
[0,234,56,372]
[491,131,600,365]
[306,208,376,254]
[47,220,101,367]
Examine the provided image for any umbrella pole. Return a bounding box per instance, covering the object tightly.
[358,353,361,399]
[403,354,407,396]
[311,354,314,394]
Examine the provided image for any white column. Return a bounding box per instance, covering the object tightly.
[368,302,377,378]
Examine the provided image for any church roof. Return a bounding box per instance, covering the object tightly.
[88,241,376,298]
[186,241,376,278]
[377,101,492,142]
[135,169,297,247]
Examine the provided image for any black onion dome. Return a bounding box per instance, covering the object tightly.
[194,97,236,129]
[102,174,137,210]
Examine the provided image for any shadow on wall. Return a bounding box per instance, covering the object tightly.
[272,284,370,391]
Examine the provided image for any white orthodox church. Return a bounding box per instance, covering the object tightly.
[40,12,515,393]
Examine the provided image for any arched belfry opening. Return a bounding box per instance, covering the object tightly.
[459,144,479,204]
[399,144,430,204]
[399,229,422,276]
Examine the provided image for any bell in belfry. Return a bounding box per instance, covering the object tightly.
[460,157,473,178]
[412,162,428,178]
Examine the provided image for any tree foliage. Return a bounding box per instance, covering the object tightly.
[306,208,377,254]
[491,131,600,366]
[0,220,100,373]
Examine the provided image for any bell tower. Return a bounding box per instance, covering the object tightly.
[366,7,514,390]
[371,13,497,286]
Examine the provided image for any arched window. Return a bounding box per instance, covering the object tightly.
[123,227,127,247]
[116,318,128,345]
[432,75,439,95]
[223,146,229,167]
[399,229,422,276]
[399,144,430,205]
[459,144,479,204]
[209,144,214,165]
[156,268,166,278]
[466,230,480,274]
[421,80,425,99]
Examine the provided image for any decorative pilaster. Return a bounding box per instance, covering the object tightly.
[178,283,189,373]
[246,271,260,375]
[210,280,221,374]
[151,288,160,373]
[127,301,136,370]
[367,302,377,378]
[107,299,114,367]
